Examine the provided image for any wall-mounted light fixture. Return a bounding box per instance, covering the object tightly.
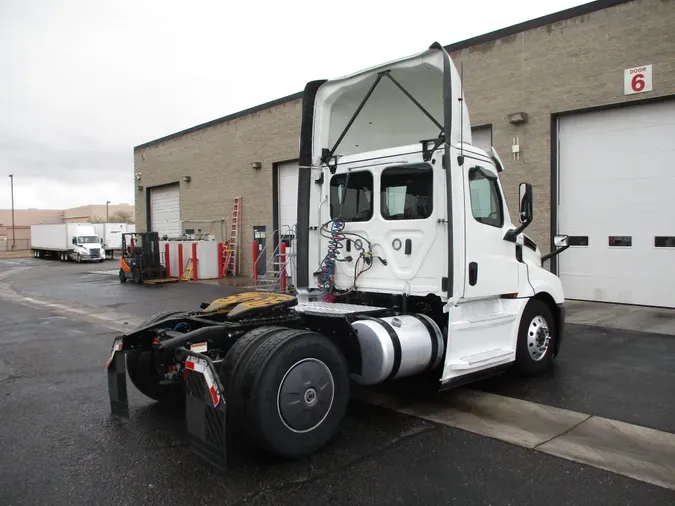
[512,137,521,161]
[134,173,142,181]
[182,176,191,182]
[508,112,528,125]
[250,161,262,170]
[136,185,144,191]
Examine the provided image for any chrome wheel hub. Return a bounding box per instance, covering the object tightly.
[527,315,550,361]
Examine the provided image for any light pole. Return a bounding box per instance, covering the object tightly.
[106,200,110,222]
[9,174,15,250]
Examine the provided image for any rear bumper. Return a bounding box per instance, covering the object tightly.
[555,302,566,355]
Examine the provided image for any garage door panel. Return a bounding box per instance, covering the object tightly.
[150,184,180,239]
[278,161,299,233]
[558,100,675,308]
[471,126,492,152]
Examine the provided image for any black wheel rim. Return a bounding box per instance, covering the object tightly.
[277,358,334,433]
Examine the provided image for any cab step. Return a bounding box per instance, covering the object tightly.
[448,348,514,370]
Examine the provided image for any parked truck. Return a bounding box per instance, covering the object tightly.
[106,43,570,469]
[31,223,105,262]
[93,223,135,259]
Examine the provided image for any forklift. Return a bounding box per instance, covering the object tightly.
[118,232,166,284]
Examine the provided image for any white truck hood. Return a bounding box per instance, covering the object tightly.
[310,44,472,166]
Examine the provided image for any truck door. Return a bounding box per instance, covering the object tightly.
[462,163,519,299]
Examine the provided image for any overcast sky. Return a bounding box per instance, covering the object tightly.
[1,0,588,209]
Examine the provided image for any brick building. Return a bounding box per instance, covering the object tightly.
[133,0,675,307]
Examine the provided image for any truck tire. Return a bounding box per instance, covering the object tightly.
[513,299,556,376]
[133,268,143,284]
[76,253,81,263]
[119,269,127,283]
[219,326,285,437]
[126,310,189,404]
[242,329,350,459]
[126,350,182,404]
[218,326,285,394]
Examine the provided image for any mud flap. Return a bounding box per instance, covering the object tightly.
[181,349,232,470]
[106,338,129,417]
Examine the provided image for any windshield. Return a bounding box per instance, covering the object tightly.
[78,236,99,244]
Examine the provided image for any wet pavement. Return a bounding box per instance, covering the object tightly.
[0,258,674,505]
[473,323,675,433]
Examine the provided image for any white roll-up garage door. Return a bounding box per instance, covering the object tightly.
[278,161,299,233]
[277,160,299,285]
[471,125,493,153]
[150,184,181,239]
[557,100,675,308]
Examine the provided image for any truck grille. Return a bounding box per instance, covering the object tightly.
[90,248,101,257]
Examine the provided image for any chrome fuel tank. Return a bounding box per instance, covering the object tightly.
[350,314,444,386]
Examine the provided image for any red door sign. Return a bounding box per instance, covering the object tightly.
[624,65,653,95]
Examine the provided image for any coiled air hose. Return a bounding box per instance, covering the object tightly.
[318,218,345,301]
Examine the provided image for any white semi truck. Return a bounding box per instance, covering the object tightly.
[31,223,106,262]
[106,43,570,468]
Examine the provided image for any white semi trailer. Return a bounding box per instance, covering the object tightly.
[31,223,105,262]
[106,43,570,468]
[93,223,134,258]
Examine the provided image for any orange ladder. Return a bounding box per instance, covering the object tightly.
[223,197,241,276]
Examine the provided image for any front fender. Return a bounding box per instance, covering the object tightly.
[526,264,565,304]
[526,264,565,356]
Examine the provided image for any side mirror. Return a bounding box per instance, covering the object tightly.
[504,182,534,242]
[518,183,533,224]
[541,233,571,263]
[554,234,569,248]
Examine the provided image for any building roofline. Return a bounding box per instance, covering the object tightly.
[135,0,633,150]
[443,0,632,53]
[135,91,303,150]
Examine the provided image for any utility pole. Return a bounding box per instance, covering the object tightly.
[9,174,15,250]
[106,200,110,222]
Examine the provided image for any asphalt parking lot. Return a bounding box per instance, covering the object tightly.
[1,257,674,505]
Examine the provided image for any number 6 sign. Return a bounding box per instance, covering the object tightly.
[624,65,653,95]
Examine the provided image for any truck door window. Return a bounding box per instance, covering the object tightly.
[380,165,433,220]
[468,166,503,228]
[330,171,373,222]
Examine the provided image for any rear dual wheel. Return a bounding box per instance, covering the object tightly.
[126,310,187,404]
[221,327,350,459]
[126,350,182,405]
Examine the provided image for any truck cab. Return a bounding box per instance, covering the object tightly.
[70,225,104,262]
[295,42,569,385]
